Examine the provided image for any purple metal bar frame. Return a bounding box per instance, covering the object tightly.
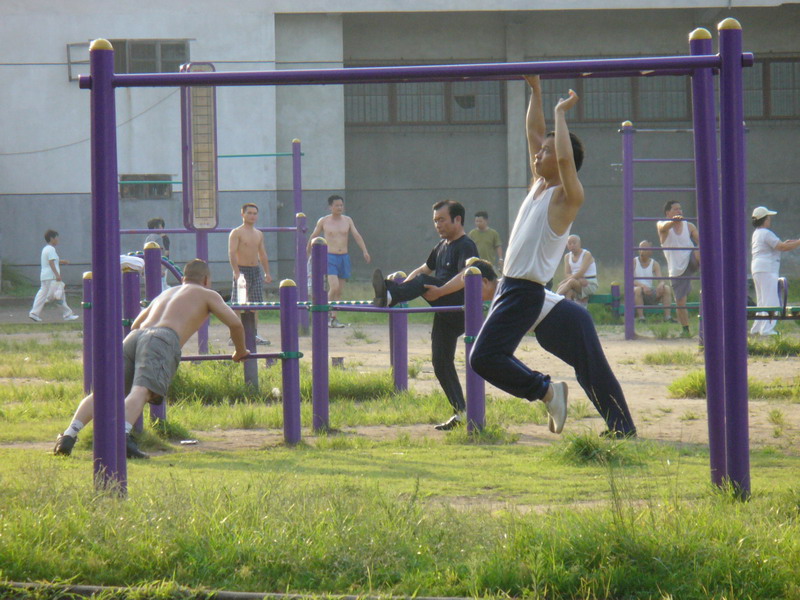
[88,41,125,494]
[464,268,485,432]
[82,273,93,395]
[144,245,166,422]
[293,141,309,334]
[79,54,753,90]
[123,269,143,433]
[280,281,301,444]
[688,35,725,475]
[390,274,409,392]
[718,21,750,498]
[311,239,329,431]
[621,123,635,340]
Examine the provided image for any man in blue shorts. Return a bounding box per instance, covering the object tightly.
[306,195,371,328]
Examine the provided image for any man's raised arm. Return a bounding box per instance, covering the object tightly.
[553,91,584,218]
[524,75,546,175]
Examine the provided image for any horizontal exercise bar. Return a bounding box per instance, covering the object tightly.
[633,217,697,222]
[632,304,700,309]
[332,305,463,314]
[121,227,299,235]
[218,152,302,158]
[633,187,696,193]
[119,180,182,185]
[181,352,281,361]
[632,246,698,251]
[79,54,752,90]
[632,158,695,163]
[633,275,701,280]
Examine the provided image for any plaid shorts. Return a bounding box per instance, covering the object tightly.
[231,265,264,303]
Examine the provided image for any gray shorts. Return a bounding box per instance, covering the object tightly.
[123,327,181,400]
[672,254,700,301]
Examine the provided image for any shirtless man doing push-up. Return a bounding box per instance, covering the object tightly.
[54,259,249,459]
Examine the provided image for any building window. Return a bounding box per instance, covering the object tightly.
[344,67,505,126]
[768,60,800,117]
[109,39,190,74]
[119,175,174,200]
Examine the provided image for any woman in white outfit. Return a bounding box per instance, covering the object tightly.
[750,206,800,336]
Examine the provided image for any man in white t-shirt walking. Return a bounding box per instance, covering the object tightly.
[29,229,79,322]
[657,201,699,337]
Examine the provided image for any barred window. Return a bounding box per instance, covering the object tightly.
[119,175,174,200]
[743,62,764,118]
[109,39,190,74]
[344,84,390,124]
[769,60,800,117]
[451,81,504,123]
[397,82,445,123]
[638,76,689,121]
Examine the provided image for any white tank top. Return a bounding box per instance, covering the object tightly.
[633,256,655,288]
[504,179,571,285]
[568,249,597,279]
[532,289,564,330]
[658,221,693,276]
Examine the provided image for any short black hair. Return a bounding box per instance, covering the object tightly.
[468,258,498,281]
[432,199,465,226]
[752,216,768,228]
[663,200,681,215]
[147,217,165,229]
[545,131,584,172]
[328,194,344,206]
[241,203,258,213]
[44,229,59,242]
[474,211,488,219]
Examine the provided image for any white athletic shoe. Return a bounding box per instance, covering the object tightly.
[64,315,79,321]
[546,382,568,434]
[28,313,42,322]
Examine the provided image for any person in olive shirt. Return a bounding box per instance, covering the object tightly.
[468,210,504,268]
[372,200,478,431]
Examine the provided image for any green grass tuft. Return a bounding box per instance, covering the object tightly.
[748,335,800,357]
[642,349,699,366]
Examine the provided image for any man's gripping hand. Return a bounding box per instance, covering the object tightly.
[232,349,251,363]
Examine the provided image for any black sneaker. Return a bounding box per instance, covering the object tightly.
[372,269,387,307]
[54,433,76,456]
[434,414,464,431]
[126,433,150,460]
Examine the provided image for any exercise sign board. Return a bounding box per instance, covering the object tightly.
[180,62,218,230]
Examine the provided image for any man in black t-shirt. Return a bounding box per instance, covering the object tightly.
[372,200,478,430]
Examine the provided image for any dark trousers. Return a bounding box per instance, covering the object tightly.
[387,275,466,413]
[470,277,550,401]
[536,300,637,435]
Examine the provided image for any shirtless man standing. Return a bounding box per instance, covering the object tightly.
[229,203,273,343]
[306,194,371,328]
[53,259,249,459]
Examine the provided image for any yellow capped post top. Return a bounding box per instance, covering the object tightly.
[144,241,162,250]
[689,28,712,41]
[718,18,742,30]
[280,279,297,288]
[83,271,93,280]
[621,120,633,127]
[465,266,482,276]
[90,39,113,51]
[311,237,328,246]
[292,138,301,144]
[465,257,481,267]
[389,271,407,280]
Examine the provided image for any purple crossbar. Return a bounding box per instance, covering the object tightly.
[280,282,301,444]
[464,269,485,432]
[79,54,751,90]
[310,239,329,431]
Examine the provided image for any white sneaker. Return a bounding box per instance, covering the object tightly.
[546,382,568,434]
[28,313,42,322]
[64,314,79,321]
[328,317,347,328]
[255,335,271,346]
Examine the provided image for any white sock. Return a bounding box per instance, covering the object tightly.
[63,419,84,438]
[386,291,393,304]
[125,421,133,434]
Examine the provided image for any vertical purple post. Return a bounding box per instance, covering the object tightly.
[280,280,302,444]
[293,139,309,334]
[611,283,621,319]
[391,272,408,392]
[122,268,142,432]
[242,312,258,389]
[621,121,636,340]
[464,265,485,432]
[718,18,750,497]
[82,273,93,395]
[311,238,329,431]
[196,231,209,354]
[144,243,166,422]
[690,27,727,486]
[88,39,125,493]
[296,212,309,334]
